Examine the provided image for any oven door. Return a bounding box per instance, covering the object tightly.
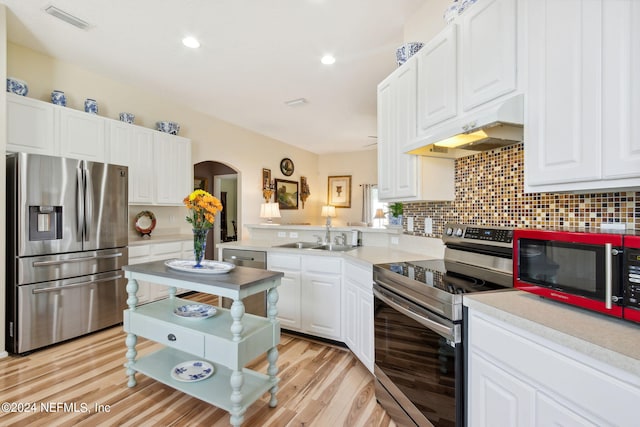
[373,283,463,427]
[514,229,624,317]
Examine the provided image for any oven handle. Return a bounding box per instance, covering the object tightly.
[373,286,458,342]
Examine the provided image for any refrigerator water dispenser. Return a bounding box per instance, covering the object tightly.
[29,206,62,241]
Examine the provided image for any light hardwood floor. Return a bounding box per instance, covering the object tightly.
[0,293,395,427]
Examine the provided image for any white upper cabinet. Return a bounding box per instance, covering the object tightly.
[460,0,518,111]
[408,0,521,150]
[377,60,455,202]
[6,93,57,155]
[525,0,640,192]
[57,107,106,162]
[416,24,458,133]
[6,94,192,205]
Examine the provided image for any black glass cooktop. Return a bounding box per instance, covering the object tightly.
[377,259,505,295]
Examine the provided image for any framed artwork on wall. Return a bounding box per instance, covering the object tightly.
[327,175,351,208]
[262,168,271,189]
[275,178,298,210]
[194,177,208,191]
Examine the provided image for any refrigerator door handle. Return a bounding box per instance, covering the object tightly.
[32,252,124,267]
[84,163,93,241]
[31,274,123,294]
[76,166,85,238]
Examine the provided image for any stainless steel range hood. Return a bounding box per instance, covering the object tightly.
[405,94,524,159]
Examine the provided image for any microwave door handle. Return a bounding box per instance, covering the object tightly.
[605,243,612,310]
[76,166,84,238]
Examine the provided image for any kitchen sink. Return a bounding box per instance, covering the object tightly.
[309,244,356,252]
[272,242,356,252]
[274,241,319,249]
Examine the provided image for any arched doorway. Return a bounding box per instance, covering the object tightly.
[194,161,239,260]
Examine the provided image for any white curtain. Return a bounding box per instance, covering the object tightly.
[361,184,374,226]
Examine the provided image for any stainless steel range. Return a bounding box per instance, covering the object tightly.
[373,223,514,427]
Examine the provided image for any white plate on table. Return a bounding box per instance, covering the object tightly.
[164,259,235,274]
[171,360,214,382]
[173,303,217,320]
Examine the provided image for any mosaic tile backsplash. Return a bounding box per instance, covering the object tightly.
[403,143,640,237]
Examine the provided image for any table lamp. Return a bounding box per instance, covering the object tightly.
[260,202,281,225]
[374,208,386,228]
[321,205,336,227]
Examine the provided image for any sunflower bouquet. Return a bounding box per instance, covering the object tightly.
[184,189,223,267]
[183,189,223,230]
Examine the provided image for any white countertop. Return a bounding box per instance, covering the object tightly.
[464,290,640,377]
[128,234,192,246]
[217,239,436,266]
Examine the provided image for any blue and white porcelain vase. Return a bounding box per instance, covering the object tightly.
[84,98,98,114]
[388,214,403,228]
[51,90,66,106]
[119,112,135,124]
[6,77,28,96]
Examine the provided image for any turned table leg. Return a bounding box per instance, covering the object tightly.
[125,278,139,387]
[267,286,280,407]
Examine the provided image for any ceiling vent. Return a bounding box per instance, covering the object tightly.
[284,98,307,107]
[44,5,91,30]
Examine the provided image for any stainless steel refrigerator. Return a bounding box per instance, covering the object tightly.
[6,152,129,354]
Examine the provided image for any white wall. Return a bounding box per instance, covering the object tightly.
[317,149,378,226]
[404,0,452,42]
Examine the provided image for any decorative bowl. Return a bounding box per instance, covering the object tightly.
[6,77,28,96]
[119,112,135,124]
[395,42,424,67]
[156,121,180,135]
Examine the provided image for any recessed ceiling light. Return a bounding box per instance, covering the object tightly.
[321,54,336,65]
[182,36,201,49]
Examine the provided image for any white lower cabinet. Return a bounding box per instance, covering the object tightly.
[128,240,192,304]
[342,260,374,373]
[267,252,342,341]
[467,308,640,426]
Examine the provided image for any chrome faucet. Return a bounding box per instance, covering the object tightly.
[334,233,347,245]
[313,234,323,244]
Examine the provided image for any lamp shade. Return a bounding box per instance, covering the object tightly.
[374,208,386,219]
[260,202,281,224]
[321,205,336,217]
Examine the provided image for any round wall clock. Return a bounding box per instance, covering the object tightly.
[280,158,294,176]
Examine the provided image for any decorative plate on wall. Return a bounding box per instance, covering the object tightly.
[280,158,294,176]
[134,210,156,236]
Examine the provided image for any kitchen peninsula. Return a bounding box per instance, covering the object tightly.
[122,261,283,427]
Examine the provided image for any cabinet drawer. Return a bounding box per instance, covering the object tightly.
[345,262,373,289]
[129,245,151,258]
[151,242,183,255]
[268,253,301,270]
[126,312,205,356]
[303,255,341,274]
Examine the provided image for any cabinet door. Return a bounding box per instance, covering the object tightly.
[468,352,535,427]
[107,120,133,167]
[155,133,191,205]
[342,280,358,351]
[357,286,374,372]
[58,108,106,162]
[268,253,302,330]
[301,272,341,340]
[377,78,395,200]
[416,24,458,133]
[129,128,156,204]
[525,0,602,188]
[601,0,640,180]
[376,62,419,201]
[460,0,518,111]
[7,94,56,155]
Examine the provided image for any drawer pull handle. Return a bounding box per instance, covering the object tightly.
[167,333,177,342]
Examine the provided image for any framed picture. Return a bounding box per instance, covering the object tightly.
[194,177,208,191]
[275,178,298,210]
[262,168,272,189]
[327,175,351,208]
[280,158,294,176]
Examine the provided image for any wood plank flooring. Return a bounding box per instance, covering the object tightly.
[0,293,396,427]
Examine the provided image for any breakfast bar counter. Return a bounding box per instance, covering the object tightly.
[122,260,283,427]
